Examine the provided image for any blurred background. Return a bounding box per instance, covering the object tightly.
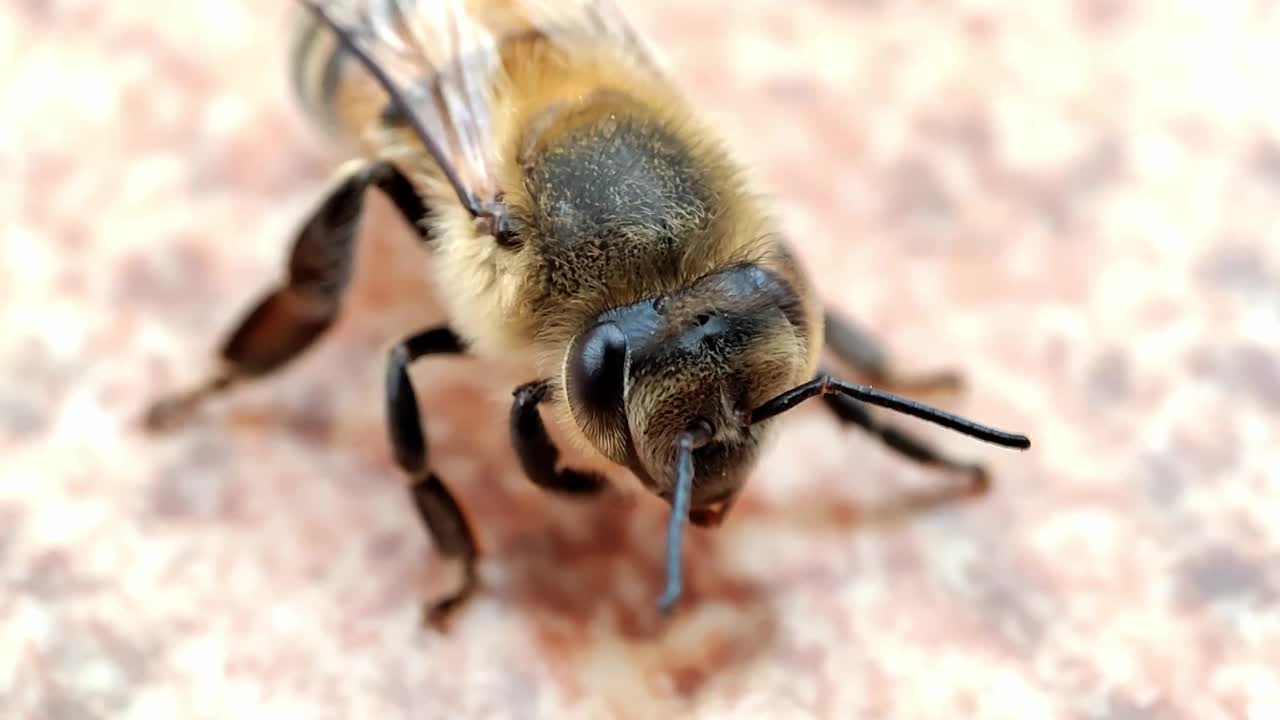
[3,1,1279,718]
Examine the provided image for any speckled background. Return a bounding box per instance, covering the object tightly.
[4,1,1279,718]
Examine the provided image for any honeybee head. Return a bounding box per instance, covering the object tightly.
[562,261,1032,612]
[563,263,813,510]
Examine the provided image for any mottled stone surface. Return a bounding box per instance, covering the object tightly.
[3,1,1279,718]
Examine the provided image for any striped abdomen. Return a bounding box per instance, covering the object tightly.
[287,8,352,135]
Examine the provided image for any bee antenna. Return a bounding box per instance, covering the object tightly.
[746,376,1031,449]
[299,1,482,217]
[656,420,713,614]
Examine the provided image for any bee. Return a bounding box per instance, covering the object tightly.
[145,0,1031,628]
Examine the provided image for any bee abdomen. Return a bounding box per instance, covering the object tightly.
[287,6,349,134]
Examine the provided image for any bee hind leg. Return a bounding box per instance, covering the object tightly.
[385,326,480,629]
[819,375,989,512]
[510,380,609,495]
[143,160,431,432]
[823,309,963,401]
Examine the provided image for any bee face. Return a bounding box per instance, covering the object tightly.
[564,262,813,507]
[625,372,763,508]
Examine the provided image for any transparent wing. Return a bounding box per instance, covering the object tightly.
[300,0,660,214]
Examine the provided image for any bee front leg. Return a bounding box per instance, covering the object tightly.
[818,371,990,510]
[823,309,963,400]
[510,380,609,495]
[144,160,431,432]
[385,326,481,629]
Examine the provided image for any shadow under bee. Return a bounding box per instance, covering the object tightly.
[489,488,780,697]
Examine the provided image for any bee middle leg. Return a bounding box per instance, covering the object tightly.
[510,380,609,495]
[820,377,990,510]
[385,326,481,628]
[144,160,431,431]
[823,309,963,399]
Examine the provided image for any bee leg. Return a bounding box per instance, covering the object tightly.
[144,161,431,432]
[369,161,434,242]
[823,310,963,399]
[820,378,990,508]
[385,326,480,629]
[510,380,609,495]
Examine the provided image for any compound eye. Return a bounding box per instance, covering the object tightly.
[567,321,629,421]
